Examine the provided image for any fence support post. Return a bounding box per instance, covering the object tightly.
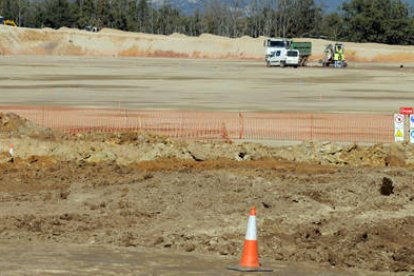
[239,112,244,140]
[310,113,314,141]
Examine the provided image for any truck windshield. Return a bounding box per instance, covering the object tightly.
[268,41,285,47]
[287,51,298,57]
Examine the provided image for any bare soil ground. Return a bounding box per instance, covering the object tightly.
[1,29,414,274]
[0,56,414,113]
[0,242,364,275]
[1,113,414,275]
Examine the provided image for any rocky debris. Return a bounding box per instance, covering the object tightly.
[2,159,414,273]
[2,134,414,168]
[0,113,55,139]
[1,113,414,169]
[86,152,117,163]
[275,141,414,168]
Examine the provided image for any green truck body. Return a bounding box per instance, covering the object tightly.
[291,42,312,57]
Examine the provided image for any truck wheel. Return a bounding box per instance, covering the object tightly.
[281,62,286,68]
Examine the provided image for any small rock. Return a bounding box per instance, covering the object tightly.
[86,152,117,163]
[380,177,394,196]
[184,243,196,252]
[384,155,405,167]
[153,236,164,246]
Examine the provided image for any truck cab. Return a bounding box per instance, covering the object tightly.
[264,38,291,62]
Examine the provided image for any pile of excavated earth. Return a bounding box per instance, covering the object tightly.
[1,112,414,274]
[1,25,414,62]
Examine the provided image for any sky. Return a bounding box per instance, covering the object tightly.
[320,0,414,12]
[156,0,414,14]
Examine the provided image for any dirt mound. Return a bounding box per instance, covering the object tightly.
[0,113,55,138]
[1,26,414,62]
[274,142,414,167]
[1,115,414,273]
[1,156,414,273]
[2,126,414,168]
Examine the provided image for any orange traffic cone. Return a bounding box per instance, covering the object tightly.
[228,207,272,272]
[8,144,14,157]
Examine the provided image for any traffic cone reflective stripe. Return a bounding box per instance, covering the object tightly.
[240,207,259,268]
[9,144,14,157]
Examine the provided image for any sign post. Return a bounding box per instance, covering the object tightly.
[410,115,414,144]
[399,108,414,143]
[394,114,405,142]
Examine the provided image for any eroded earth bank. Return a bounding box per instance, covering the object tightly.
[1,113,414,275]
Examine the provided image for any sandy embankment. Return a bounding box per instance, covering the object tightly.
[1,25,414,62]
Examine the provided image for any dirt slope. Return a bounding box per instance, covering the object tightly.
[0,112,55,139]
[1,114,414,274]
[1,25,414,62]
[1,141,414,274]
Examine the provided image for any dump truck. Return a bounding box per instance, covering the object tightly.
[264,38,312,67]
[0,16,17,27]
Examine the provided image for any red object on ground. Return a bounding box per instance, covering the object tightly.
[400,107,413,115]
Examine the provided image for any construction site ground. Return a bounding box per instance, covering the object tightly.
[0,56,413,113]
[1,56,414,275]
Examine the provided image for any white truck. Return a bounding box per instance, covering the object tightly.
[266,49,300,68]
[264,38,312,67]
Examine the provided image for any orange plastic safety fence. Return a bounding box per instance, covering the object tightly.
[0,106,394,143]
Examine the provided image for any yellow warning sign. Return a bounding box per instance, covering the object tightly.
[396,130,403,137]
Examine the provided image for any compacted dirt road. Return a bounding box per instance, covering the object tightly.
[0,56,413,113]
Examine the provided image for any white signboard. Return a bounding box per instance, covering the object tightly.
[410,115,414,144]
[410,115,414,129]
[394,114,405,142]
[411,129,414,144]
[395,114,404,125]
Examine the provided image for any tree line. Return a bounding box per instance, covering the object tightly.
[0,0,413,45]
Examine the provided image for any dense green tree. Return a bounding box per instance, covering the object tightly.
[137,0,151,33]
[191,9,203,36]
[289,0,323,37]
[320,12,343,40]
[0,0,29,26]
[341,0,412,44]
[42,0,76,29]
[96,0,113,29]
[74,0,98,29]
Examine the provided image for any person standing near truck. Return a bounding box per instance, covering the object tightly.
[334,44,344,68]
[334,51,339,68]
[339,45,345,66]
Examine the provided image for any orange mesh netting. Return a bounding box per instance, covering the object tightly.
[0,106,393,143]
